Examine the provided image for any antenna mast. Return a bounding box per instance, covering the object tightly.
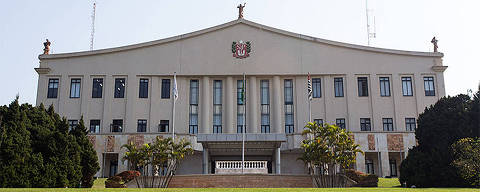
[90,1,96,50]
[366,0,376,46]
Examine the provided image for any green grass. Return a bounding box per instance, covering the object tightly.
[2,178,478,191]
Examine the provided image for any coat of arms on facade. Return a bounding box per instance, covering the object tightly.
[232,40,251,59]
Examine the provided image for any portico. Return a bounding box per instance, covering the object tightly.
[197,133,286,174]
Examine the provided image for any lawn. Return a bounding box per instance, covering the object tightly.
[1,178,477,192]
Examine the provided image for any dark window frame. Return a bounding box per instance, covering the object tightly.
[379,77,391,97]
[284,79,294,133]
[159,120,169,132]
[383,118,394,131]
[314,119,323,126]
[360,118,371,131]
[92,78,103,98]
[189,80,199,134]
[114,78,125,98]
[312,78,322,98]
[213,80,222,133]
[137,119,147,132]
[161,79,171,99]
[139,78,149,98]
[424,76,435,96]
[70,78,81,98]
[68,120,78,131]
[334,77,344,97]
[47,78,59,98]
[89,119,101,133]
[402,77,413,96]
[237,80,245,133]
[405,118,416,131]
[357,77,369,97]
[111,119,123,132]
[336,118,346,129]
[261,80,270,133]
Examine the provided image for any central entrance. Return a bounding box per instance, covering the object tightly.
[197,133,286,174]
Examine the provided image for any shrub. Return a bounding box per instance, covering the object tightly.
[105,171,140,188]
[345,169,378,187]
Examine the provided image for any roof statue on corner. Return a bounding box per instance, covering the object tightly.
[237,3,246,19]
[431,37,439,52]
[43,39,51,55]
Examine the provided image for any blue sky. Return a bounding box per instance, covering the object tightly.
[1,0,479,105]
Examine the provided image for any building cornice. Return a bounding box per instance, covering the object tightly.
[34,67,51,74]
[39,19,443,60]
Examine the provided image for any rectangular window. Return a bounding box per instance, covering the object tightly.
[366,159,374,174]
[70,79,81,98]
[161,79,171,99]
[402,77,413,96]
[139,79,149,98]
[92,78,103,98]
[357,77,369,97]
[111,119,123,132]
[379,77,391,97]
[284,79,294,133]
[383,118,394,131]
[89,120,100,133]
[405,118,416,131]
[312,78,321,98]
[137,119,147,132]
[47,78,59,98]
[114,78,125,98]
[261,80,270,133]
[424,77,435,96]
[213,80,222,133]
[314,119,323,126]
[189,80,199,134]
[360,118,371,131]
[334,77,344,97]
[390,159,397,177]
[237,80,245,133]
[336,118,345,129]
[159,120,169,132]
[68,120,78,131]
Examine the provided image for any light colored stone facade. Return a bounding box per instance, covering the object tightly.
[35,19,446,178]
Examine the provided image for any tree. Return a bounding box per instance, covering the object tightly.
[71,117,100,188]
[451,137,480,188]
[299,122,363,187]
[400,94,477,187]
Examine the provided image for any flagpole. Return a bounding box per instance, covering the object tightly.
[242,72,246,174]
[172,72,177,142]
[307,73,312,123]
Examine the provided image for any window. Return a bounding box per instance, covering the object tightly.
[68,120,78,131]
[402,77,413,96]
[213,80,222,133]
[161,79,171,99]
[139,79,149,98]
[383,118,394,131]
[334,77,344,97]
[405,118,416,131]
[314,119,323,126]
[336,118,345,129]
[189,80,199,134]
[389,159,397,177]
[357,77,369,97]
[360,118,371,131]
[312,78,321,98]
[366,159,374,174]
[284,79,294,133]
[111,119,123,132]
[379,77,391,97]
[90,120,100,133]
[114,78,125,98]
[237,80,245,133]
[70,79,81,98]
[424,77,435,96]
[261,80,270,133]
[159,120,169,132]
[47,78,59,98]
[92,78,103,98]
[137,119,147,132]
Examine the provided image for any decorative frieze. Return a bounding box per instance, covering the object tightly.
[387,134,404,151]
[368,134,375,150]
[107,136,115,152]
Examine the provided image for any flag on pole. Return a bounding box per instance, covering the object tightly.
[173,72,178,101]
[307,73,312,100]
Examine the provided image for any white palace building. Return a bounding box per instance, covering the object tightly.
[35,15,447,178]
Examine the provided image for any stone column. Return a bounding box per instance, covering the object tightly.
[201,77,211,133]
[203,147,209,174]
[225,76,234,133]
[380,151,390,177]
[248,76,258,133]
[272,76,282,133]
[275,147,281,174]
[355,151,366,173]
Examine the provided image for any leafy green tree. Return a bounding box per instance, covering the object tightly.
[400,94,476,187]
[71,117,100,188]
[299,122,363,187]
[451,137,480,187]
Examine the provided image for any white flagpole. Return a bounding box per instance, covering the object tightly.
[242,72,246,174]
[307,73,312,123]
[172,72,178,142]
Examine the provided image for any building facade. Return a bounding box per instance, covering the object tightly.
[35,19,447,178]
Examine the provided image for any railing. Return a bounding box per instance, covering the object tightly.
[215,161,268,174]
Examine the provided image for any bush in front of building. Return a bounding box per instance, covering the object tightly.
[344,169,378,187]
[105,170,140,188]
[451,137,480,188]
[400,92,480,188]
[0,97,99,188]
